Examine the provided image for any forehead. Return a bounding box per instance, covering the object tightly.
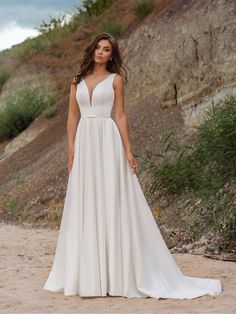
[97,39,112,48]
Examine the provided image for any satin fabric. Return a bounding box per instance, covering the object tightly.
[43,73,222,298]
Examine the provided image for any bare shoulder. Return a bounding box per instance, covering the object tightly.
[113,73,124,89]
[113,73,123,82]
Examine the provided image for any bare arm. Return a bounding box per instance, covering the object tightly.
[113,74,139,174]
[67,80,80,171]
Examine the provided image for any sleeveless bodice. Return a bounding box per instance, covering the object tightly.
[76,73,116,118]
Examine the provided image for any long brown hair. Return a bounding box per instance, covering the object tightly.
[71,32,128,85]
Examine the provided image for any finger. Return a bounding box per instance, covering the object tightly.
[67,163,72,172]
[131,163,137,174]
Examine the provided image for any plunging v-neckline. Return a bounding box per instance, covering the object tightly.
[83,73,113,107]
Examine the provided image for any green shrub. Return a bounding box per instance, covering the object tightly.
[35,14,75,43]
[142,94,236,198]
[99,19,123,38]
[78,0,116,17]
[140,134,196,197]
[141,94,236,250]
[43,105,56,118]
[49,50,63,58]
[194,95,236,187]
[0,86,59,141]
[0,68,11,92]
[36,14,68,34]
[2,36,50,62]
[133,0,154,20]
[202,187,236,245]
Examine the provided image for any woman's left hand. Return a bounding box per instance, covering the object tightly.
[126,151,139,174]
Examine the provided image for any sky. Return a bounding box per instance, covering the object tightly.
[0,0,82,51]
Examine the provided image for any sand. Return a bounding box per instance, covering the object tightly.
[0,222,235,314]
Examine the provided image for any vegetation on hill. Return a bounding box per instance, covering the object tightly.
[0,0,156,142]
[133,0,154,20]
[0,68,11,92]
[0,0,117,62]
[0,0,155,62]
[0,73,60,141]
[141,94,236,251]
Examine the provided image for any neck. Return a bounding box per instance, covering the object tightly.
[92,63,109,76]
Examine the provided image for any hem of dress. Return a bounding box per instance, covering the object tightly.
[43,286,222,300]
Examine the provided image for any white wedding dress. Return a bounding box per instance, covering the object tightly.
[43,72,222,299]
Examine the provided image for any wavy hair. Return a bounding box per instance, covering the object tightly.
[71,32,128,85]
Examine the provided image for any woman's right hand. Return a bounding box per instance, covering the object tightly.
[67,147,74,172]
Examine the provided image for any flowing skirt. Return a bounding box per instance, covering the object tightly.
[43,117,222,298]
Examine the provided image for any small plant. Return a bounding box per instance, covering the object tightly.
[11,165,24,185]
[140,133,195,197]
[0,68,11,92]
[205,188,236,244]
[49,50,63,58]
[43,105,56,118]
[36,14,68,34]
[0,85,59,141]
[133,0,154,20]
[6,198,17,220]
[187,186,236,250]
[35,14,72,43]
[99,19,123,38]
[78,0,116,18]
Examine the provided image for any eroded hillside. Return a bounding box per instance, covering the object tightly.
[0,0,235,248]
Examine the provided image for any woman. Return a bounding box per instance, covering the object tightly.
[43,32,222,299]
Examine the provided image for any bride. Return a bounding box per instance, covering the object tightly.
[43,32,222,299]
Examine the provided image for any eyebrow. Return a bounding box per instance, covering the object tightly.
[97,44,111,49]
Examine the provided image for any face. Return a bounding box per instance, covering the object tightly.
[93,39,112,64]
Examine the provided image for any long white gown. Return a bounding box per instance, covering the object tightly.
[43,72,222,298]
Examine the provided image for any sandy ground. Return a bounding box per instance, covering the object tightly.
[0,222,235,314]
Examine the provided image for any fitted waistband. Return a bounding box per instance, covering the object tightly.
[81,114,111,118]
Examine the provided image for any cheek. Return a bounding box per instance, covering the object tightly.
[104,51,112,59]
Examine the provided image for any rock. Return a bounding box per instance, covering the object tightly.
[192,245,207,255]
[121,0,236,129]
